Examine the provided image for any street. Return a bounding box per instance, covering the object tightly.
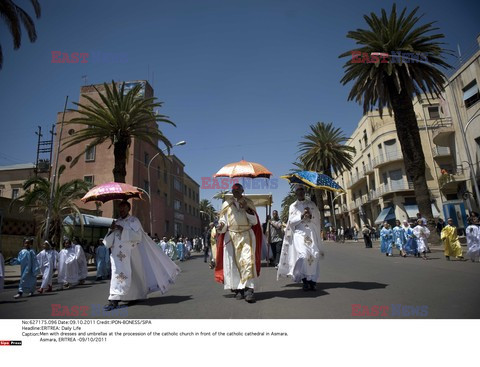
[1,241,479,319]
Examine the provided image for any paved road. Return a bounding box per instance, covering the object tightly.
[1,242,479,318]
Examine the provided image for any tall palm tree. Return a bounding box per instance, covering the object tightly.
[0,0,41,69]
[298,122,356,227]
[213,190,229,202]
[280,191,296,223]
[11,176,90,246]
[199,198,216,230]
[339,4,452,225]
[62,81,175,183]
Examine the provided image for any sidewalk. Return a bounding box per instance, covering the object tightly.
[3,264,98,286]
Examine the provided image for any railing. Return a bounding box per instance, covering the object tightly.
[432,146,451,157]
[373,150,403,167]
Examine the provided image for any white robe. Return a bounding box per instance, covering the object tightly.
[217,198,258,290]
[413,225,430,253]
[58,247,80,285]
[36,249,56,289]
[0,253,4,293]
[104,215,180,301]
[277,199,323,283]
[466,225,480,260]
[74,244,88,280]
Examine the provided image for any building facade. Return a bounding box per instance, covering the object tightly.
[334,94,463,231]
[55,80,201,238]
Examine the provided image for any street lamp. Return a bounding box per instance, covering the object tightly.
[147,140,186,233]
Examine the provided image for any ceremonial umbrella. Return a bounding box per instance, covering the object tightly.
[280,171,345,193]
[81,182,143,203]
[214,160,272,178]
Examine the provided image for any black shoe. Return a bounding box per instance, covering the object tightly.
[308,281,317,291]
[302,278,309,291]
[96,277,102,281]
[445,256,450,261]
[244,288,256,303]
[235,290,245,300]
[103,300,119,311]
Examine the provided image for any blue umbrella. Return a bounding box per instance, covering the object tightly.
[280,171,345,193]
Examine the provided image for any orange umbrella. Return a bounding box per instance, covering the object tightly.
[81,182,143,203]
[214,160,272,178]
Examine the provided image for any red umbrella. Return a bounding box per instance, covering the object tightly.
[81,182,143,203]
[214,160,272,178]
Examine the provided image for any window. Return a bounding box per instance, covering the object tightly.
[428,106,440,119]
[463,80,480,109]
[164,171,168,183]
[174,178,182,192]
[363,129,368,146]
[164,193,168,205]
[189,205,192,215]
[185,203,187,212]
[165,220,170,233]
[144,152,149,166]
[174,199,181,211]
[184,184,187,194]
[84,175,94,185]
[11,188,19,199]
[85,145,95,161]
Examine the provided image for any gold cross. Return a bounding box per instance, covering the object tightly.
[117,251,126,262]
[116,272,127,282]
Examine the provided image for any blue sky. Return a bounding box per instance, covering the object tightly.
[0,0,479,218]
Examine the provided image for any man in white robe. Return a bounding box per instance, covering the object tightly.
[103,200,180,311]
[215,183,262,303]
[466,216,480,262]
[58,239,80,288]
[36,240,56,293]
[73,237,88,284]
[277,184,323,291]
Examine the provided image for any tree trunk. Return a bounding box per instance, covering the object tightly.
[388,81,439,244]
[113,141,129,217]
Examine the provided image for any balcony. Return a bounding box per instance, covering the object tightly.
[363,163,374,175]
[432,124,455,147]
[347,171,367,189]
[439,166,468,192]
[373,150,403,168]
[381,180,414,194]
[432,146,451,159]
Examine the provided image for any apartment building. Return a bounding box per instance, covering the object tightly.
[334,95,459,230]
[55,80,200,238]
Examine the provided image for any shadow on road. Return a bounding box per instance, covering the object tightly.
[284,281,389,291]
[254,288,329,300]
[136,295,193,307]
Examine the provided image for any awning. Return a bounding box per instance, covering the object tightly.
[374,207,395,224]
[404,204,441,219]
[64,214,114,227]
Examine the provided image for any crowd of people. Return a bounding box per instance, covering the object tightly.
[1,189,480,311]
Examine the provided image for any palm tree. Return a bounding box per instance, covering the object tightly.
[280,191,296,223]
[298,122,356,226]
[199,198,216,230]
[11,176,90,247]
[0,0,41,69]
[213,190,229,202]
[62,81,175,184]
[339,4,452,226]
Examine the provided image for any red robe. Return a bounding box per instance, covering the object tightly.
[214,212,263,284]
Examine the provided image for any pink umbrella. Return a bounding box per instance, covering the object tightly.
[81,182,142,203]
